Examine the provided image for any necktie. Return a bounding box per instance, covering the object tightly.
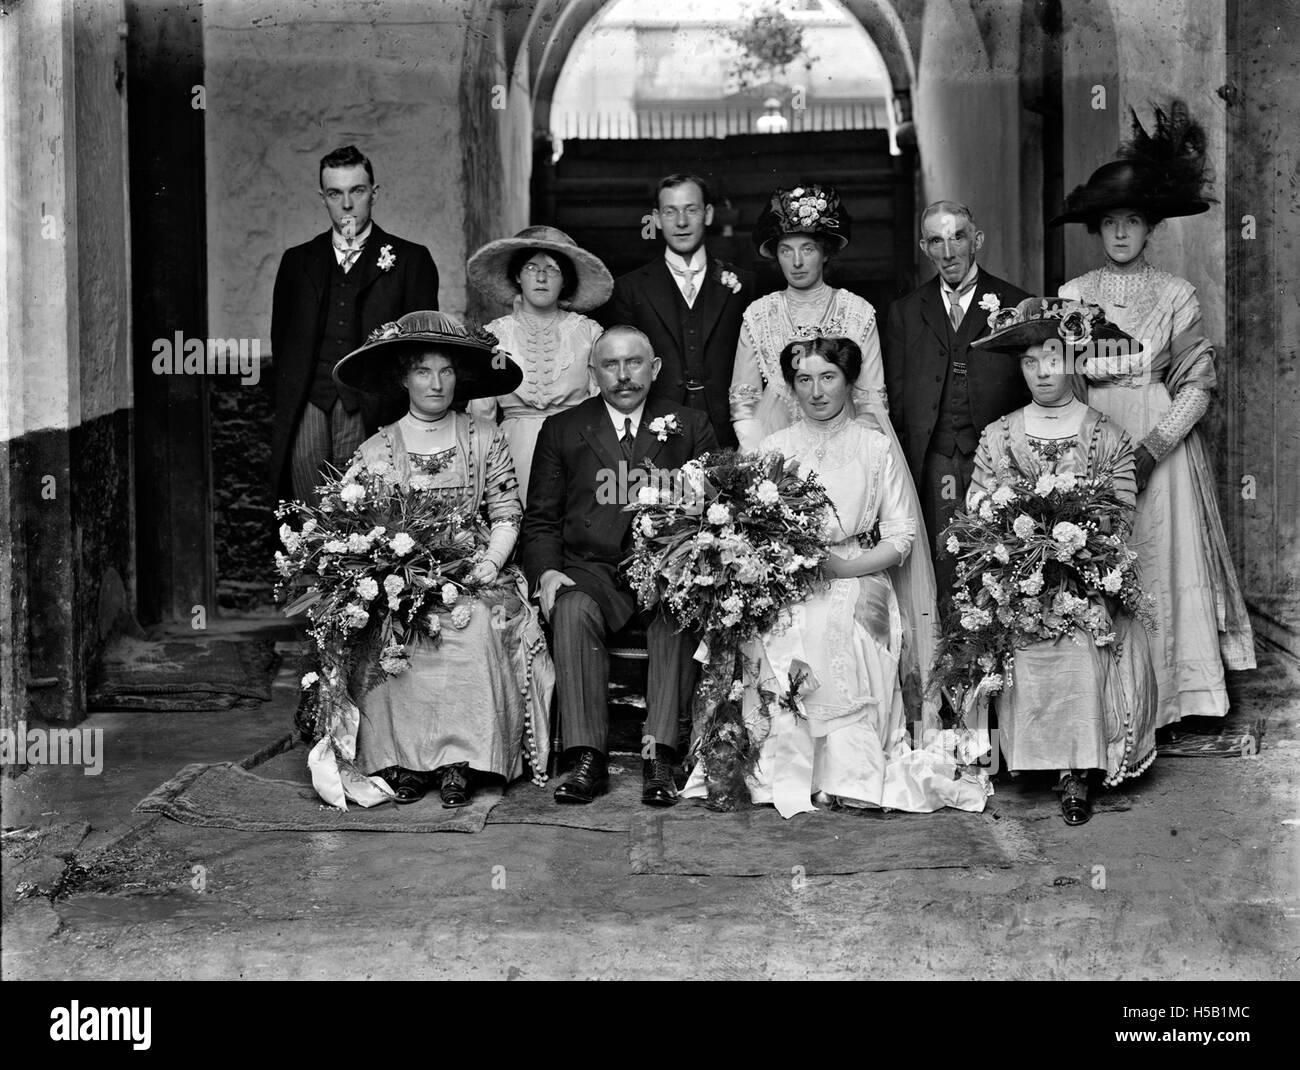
[336,243,364,273]
[945,277,976,328]
[669,263,701,305]
[620,417,635,463]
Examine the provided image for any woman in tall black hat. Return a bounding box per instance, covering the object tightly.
[1052,100,1255,732]
[307,311,554,808]
[729,183,941,728]
[948,298,1159,824]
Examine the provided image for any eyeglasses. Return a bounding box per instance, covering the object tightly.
[521,263,560,279]
[658,206,703,222]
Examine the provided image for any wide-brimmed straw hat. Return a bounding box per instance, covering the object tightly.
[970,297,1134,353]
[333,310,523,400]
[467,225,613,312]
[753,183,852,259]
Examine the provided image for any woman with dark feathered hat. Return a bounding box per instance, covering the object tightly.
[1051,100,1255,732]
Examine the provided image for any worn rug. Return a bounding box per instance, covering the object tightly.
[135,735,499,833]
[90,635,281,712]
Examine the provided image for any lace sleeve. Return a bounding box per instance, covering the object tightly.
[852,316,890,415]
[876,446,916,560]
[966,429,999,508]
[484,520,517,570]
[1142,385,1210,460]
[729,320,765,450]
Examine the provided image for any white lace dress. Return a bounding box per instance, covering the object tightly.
[681,415,989,818]
[470,308,602,503]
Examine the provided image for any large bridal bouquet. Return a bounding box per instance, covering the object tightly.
[930,459,1156,726]
[274,454,484,741]
[624,449,832,809]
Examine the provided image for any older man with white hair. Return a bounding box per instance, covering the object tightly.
[882,200,1032,611]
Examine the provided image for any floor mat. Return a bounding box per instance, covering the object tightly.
[486,753,645,833]
[629,801,1041,876]
[135,737,498,833]
[90,635,281,711]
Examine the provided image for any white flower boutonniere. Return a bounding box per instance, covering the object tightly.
[647,414,682,442]
[718,269,743,295]
[978,293,1001,313]
[376,244,396,272]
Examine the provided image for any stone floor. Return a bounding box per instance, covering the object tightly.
[2,627,1298,981]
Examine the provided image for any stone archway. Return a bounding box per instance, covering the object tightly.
[514,0,920,140]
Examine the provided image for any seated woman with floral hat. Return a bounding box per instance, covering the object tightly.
[304,310,554,808]
[940,297,1159,825]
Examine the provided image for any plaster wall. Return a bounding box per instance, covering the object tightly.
[204,0,477,341]
[914,0,1029,286]
[1060,0,1226,347]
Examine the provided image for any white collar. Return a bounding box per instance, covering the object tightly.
[604,399,646,437]
[939,263,980,296]
[664,247,707,273]
[332,221,373,252]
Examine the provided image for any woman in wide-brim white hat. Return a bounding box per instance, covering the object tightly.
[466,225,613,502]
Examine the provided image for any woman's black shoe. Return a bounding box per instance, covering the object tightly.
[438,763,474,808]
[1058,773,1091,826]
[384,767,427,804]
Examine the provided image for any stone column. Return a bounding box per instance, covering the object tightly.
[1225,0,1300,655]
[1,0,134,730]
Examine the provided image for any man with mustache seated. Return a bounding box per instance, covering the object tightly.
[521,326,719,806]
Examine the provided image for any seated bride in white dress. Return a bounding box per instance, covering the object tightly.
[684,337,990,818]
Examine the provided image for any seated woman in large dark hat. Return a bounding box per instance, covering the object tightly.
[1051,100,1255,732]
[466,226,611,503]
[949,298,1159,825]
[308,311,554,808]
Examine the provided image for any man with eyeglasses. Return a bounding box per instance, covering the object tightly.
[600,173,752,447]
[882,200,1031,611]
[270,145,439,505]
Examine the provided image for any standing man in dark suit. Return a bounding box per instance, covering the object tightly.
[883,201,1031,606]
[601,173,751,448]
[522,326,718,808]
[270,145,439,502]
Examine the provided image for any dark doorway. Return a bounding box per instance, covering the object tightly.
[533,129,917,307]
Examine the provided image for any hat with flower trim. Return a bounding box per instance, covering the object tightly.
[752,183,852,259]
[970,296,1134,353]
[333,310,523,400]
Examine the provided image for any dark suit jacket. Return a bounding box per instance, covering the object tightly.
[883,267,1032,480]
[521,393,720,632]
[269,223,439,496]
[601,253,752,448]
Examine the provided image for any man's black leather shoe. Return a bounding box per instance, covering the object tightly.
[554,747,609,804]
[642,746,679,807]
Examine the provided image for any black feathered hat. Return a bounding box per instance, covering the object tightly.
[1050,100,1216,227]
